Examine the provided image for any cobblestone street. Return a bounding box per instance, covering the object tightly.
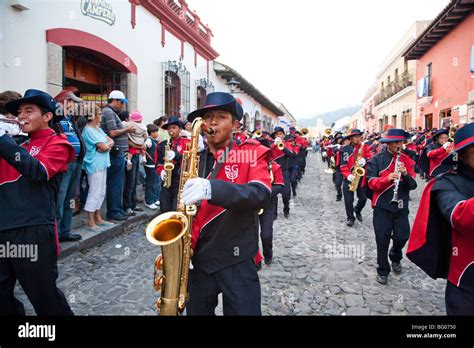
[17,152,447,315]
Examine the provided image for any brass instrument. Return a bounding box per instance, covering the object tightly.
[163,139,174,189]
[254,129,262,138]
[449,126,457,142]
[275,138,285,150]
[146,118,214,315]
[301,128,309,136]
[324,128,332,137]
[348,143,365,192]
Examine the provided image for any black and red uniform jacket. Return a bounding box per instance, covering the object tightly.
[190,139,272,274]
[403,143,418,162]
[0,129,74,251]
[426,142,454,177]
[268,140,296,171]
[407,167,474,293]
[156,136,191,184]
[339,143,371,187]
[366,150,417,211]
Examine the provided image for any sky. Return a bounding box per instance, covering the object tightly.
[187,0,449,120]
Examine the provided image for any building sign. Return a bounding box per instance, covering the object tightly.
[81,0,116,26]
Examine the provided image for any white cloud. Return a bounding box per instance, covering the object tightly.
[187,0,449,119]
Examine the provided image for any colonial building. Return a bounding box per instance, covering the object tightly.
[404,0,474,129]
[372,21,431,132]
[213,61,284,132]
[1,0,219,123]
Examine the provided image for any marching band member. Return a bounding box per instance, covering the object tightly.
[408,122,474,315]
[270,126,296,218]
[286,127,300,197]
[340,129,371,226]
[425,128,455,178]
[366,129,417,285]
[180,92,272,315]
[156,116,191,213]
[0,89,74,315]
[333,135,350,201]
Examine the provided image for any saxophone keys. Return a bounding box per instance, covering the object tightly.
[155,255,163,271]
[154,276,163,291]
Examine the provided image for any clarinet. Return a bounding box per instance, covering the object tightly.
[390,149,402,207]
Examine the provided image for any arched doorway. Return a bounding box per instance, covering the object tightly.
[254,111,262,130]
[243,113,250,130]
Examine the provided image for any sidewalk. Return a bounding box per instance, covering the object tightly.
[59,187,161,260]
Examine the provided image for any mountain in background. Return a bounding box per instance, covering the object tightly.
[297,105,362,127]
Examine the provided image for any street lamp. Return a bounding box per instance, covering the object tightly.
[226,77,240,94]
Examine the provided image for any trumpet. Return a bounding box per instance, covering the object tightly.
[254,129,262,138]
[301,128,309,136]
[324,128,332,137]
[275,138,285,150]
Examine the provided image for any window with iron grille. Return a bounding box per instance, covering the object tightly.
[195,78,215,110]
[161,60,190,118]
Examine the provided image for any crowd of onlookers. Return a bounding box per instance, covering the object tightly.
[0,88,174,242]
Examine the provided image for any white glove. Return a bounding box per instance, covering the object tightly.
[358,158,366,167]
[274,137,282,145]
[322,151,328,158]
[181,178,212,205]
[334,144,341,150]
[160,170,167,181]
[443,142,451,149]
[198,134,205,153]
[166,150,176,161]
[402,144,407,150]
[347,174,355,182]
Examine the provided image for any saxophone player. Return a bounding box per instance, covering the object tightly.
[340,129,371,226]
[156,116,191,213]
[366,129,417,285]
[180,92,272,315]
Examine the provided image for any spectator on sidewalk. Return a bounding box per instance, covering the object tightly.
[0,89,75,315]
[144,124,161,209]
[100,90,135,222]
[53,89,86,242]
[82,105,115,231]
[123,110,147,216]
[153,116,169,143]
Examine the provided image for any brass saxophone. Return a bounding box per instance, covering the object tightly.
[348,143,365,192]
[146,117,214,315]
[163,139,174,189]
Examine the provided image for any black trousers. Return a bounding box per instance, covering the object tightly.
[289,166,299,195]
[160,181,179,213]
[342,180,367,220]
[445,281,474,316]
[372,207,410,277]
[274,169,291,215]
[259,186,282,260]
[334,169,343,198]
[0,225,74,316]
[186,259,261,315]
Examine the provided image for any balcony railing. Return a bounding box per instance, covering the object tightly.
[374,70,414,106]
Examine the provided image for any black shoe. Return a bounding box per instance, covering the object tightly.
[59,233,82,242]
[392,262,402,273]
[354,209,363,221]
[376,275,388,285]
[284,212,290,218]
[292,191,297,197]
[133,206,144,212]
[107,213,128,221]
[336,195,342,201]
[346,218,355,226]
[264,257,273,265]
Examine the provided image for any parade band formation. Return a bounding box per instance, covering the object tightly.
[0,89,473,316]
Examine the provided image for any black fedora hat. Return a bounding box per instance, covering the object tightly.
[5,89,56,116]
[441,123,474,166]
[379,128,409,143]
[187,92,240,123]
[432,128,449,139]
[271,126,285,138]
[162,116,184,129]
[348,128,363,137]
